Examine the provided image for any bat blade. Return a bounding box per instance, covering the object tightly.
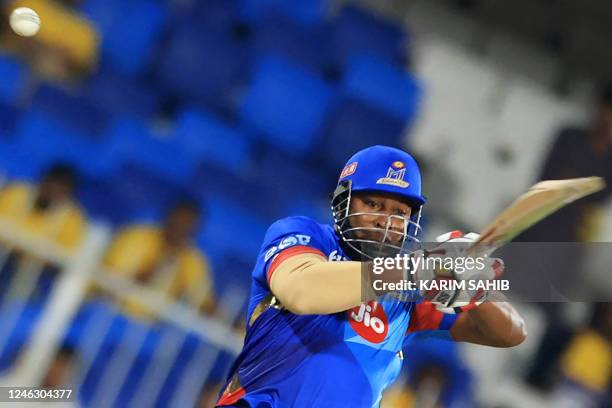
[469,176,606,256]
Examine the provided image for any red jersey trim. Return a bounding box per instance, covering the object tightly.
[216,387,246,406]
[266,245,326,283]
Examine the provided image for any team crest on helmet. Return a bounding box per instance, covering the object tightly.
[340,162,358,179]
[376,164,409,188]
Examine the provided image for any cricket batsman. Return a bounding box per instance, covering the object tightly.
[216,145,527,407]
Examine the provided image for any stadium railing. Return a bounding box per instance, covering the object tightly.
[0,214,243,406]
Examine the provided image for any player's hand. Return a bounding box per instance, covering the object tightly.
[409,231,504,314]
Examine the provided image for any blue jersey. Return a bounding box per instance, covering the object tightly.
[217,217,457,408]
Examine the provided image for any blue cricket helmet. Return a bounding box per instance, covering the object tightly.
[331,145,425,260]
[337,145,426,205]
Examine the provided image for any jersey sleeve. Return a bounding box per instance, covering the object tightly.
[404,301,458,343]
[254,216,329,289]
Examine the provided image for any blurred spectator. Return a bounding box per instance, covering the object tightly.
[551,303,612,407]
[0,162,86,250]
[0,164,86,369]
[103,199,215,319]
[521,84,612,243]
[522,85,612,392]
[0,0,99,82]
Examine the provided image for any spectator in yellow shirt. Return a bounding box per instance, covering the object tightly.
[0,163,86,250]
[556,302,611,405]
[104,199,215,319]
[0,0,99,81]
[0,163,86,306]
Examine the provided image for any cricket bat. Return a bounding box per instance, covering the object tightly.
[469,176,606,256]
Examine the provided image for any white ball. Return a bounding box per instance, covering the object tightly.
[10,7,41,37]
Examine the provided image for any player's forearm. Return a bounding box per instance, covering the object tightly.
[272,257,365,315]
[451,301,527,347]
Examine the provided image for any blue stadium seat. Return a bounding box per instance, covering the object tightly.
[78,173,172,226]
[191,151,329,222]
[0,102,21,139]
[82,71,161,119]
[254,148,330,206]
[168,0,241,34]
[331,5,408,68]
[210,254,253,304]
[101,118,196,185]
[198,197,268,261]
[189,162,279,221]
[173,109,252,172]
[240,55,334,154]
[317,97,407,174]
[109,164,184,224]
[14,110,102,177]
[252,13,331,75]
[77,178,127,224]
[282,198,331,225]
[156,26,250,115]
[240,0,328,25]
[0,55,26,105]
[81,0,121,33]
[342,54,423,121]
[0,140,42,181]
[30,84,109,136]
[84,0,167,75]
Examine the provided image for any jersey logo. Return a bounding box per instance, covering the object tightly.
[264,235,312,262]
[328,250,349,262]
[348,301,388,344]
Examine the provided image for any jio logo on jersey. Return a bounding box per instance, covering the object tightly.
[348,301,388,344]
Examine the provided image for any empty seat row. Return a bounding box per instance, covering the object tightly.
[3,64,417,175]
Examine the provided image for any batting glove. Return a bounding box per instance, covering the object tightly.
[409,231,504,314]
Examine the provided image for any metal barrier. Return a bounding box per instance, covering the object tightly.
[0,218,244,407]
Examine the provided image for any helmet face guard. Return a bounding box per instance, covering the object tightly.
[331,180,423,260]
